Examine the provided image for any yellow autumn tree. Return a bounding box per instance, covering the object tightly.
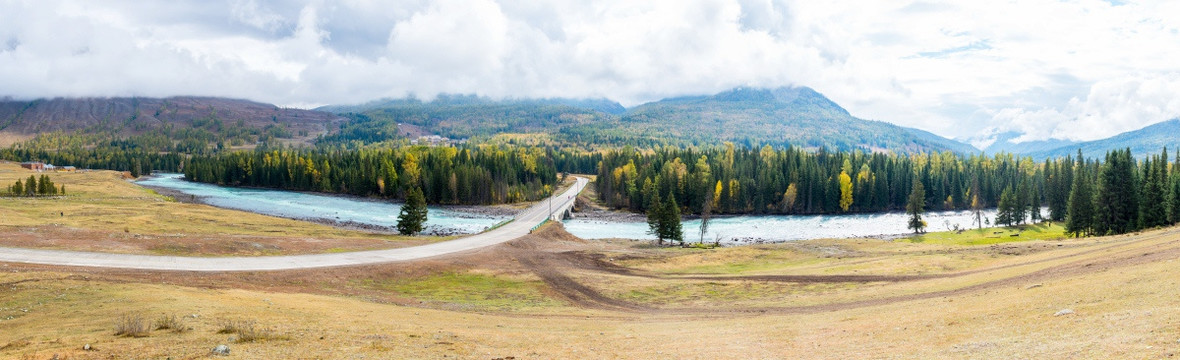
[782,183,798,211]
[838,171,853,211]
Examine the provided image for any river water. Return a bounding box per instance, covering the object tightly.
[136,174,1033,243]
[562,208,1029,244]
[136,174,510,235]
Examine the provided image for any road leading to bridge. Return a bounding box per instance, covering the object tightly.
[0,177,588,272]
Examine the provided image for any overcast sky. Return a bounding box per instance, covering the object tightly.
[1,0,1178,145]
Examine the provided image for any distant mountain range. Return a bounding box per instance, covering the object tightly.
[0,96,341,145]
[1019,119,1180,160]
[12,89,1170,159]
[323,87,979,154]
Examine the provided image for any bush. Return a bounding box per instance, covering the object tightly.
[155,314,187,333]
[114,314,150,337]
[216,319,253,334]
[217,319,285,343]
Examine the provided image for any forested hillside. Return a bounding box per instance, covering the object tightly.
[0,97,341,146]
[316,95,621,141]
[318,87,978,154]
[563,87,979,153]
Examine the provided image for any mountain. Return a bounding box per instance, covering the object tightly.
[973,131,1078,155]
[1024,119,1180,160]
[0,96,342,145]
[564,86,978,153]
[316,94,622,140]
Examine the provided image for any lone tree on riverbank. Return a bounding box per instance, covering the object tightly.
[397,187,428,235]
[907,178,926,234]
[646,191,684,245]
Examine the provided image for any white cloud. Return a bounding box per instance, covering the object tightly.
[0,0,1178,142]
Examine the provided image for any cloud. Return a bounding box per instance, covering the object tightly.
[0,0,1178,143]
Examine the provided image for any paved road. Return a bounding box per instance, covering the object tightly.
[0,177,588,272]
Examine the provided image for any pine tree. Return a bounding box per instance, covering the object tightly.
[1171,162,1180,225]
[11,179,22,196]
[1066,152,1094,237]
[1140,152,1168,228]
[1047,156,1073,221]
[396,187,428,235]
[646,191,664,245]
[661,192,683,244]
[1094,149,1140,235]
[1015,182,1030,225]
[996,186,1015,227]
[25,175,36,196]
[907,178,926,234]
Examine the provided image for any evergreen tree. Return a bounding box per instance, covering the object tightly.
[1093,149,1140,235]
[661,192,683,244]
[1065,153,1094,237]
[1015,182,1030,225]
[996,186,1015,227]
[25,175,36,196]
[1047,156,1073,221]
[907,178,926,234]
[1029,186,1042,223]
[1140,152,1169,228]
[1171,150,1180,224]
[11,179,22,196]
[396,187,428,235]
[646,191,663,244]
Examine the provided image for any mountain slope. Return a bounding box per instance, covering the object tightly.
[565,87,977,153]
[316,95,622,140]
[0,97,342,144]
[1026,119,1180,159]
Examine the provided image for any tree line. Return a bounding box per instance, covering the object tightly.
[6,175,63,197]
[597,144,1180,237]
[184,145,561,205]
[595,143,1050,216]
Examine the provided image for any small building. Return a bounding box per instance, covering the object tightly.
[59,166,76,172]
[19,162,45,171]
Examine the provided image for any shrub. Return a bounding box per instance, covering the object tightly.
[216,319,253,334]
[217,319,285,343]
[114,314,150,337]
[154,314,187,333]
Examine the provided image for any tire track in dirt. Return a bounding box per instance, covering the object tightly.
[515,228,1180,315]
[512,252,651,312]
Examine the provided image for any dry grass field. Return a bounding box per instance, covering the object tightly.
[2,163,1179,358]
[0,162,444,256]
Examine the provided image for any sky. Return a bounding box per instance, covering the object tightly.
[1,0,1178,147]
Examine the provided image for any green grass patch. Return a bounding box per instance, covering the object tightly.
[904,222,1067,245]
[353,272,563,311]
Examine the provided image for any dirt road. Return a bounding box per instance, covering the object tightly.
[0,177,587,271]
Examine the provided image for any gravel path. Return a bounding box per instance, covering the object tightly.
[0,177,587,272]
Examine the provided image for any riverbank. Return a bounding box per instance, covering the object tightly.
[134,174,516,236]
